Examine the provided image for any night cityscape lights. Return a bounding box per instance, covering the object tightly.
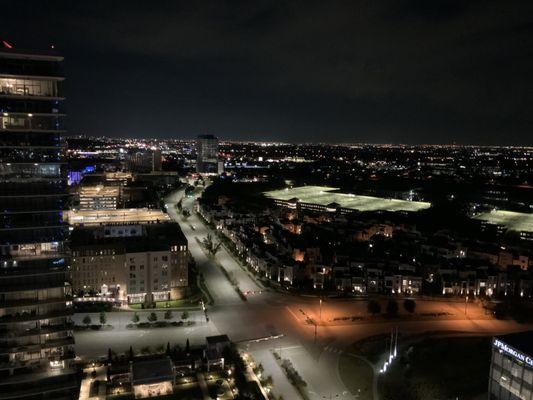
[2,1,533,399]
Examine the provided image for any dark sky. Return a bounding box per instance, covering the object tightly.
[2,0,533,145]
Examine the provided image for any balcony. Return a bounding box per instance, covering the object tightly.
[0,149,64,164]
[0,308,73,324]
[0,358,35,371]
[47,348,76,362]
[0,181,67,197]
[0,54,64,78]
[42,336,75,349]
[0,77,62,100]
[0,321,74,339]
[0,296,71,309]
[0,341,41,355]
[0,113,64,133]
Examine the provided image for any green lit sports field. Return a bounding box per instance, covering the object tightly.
[474,210,533,233]
[264,186,431,213]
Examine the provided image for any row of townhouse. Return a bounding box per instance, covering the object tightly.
[198,201,533,298]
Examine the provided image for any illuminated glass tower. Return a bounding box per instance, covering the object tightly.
[0,48,77,399]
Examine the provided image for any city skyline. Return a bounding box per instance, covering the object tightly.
[2,0,533,145]
[1,4,532,400]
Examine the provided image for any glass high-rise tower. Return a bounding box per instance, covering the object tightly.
[0,48,77,399]
[196,134,222,174]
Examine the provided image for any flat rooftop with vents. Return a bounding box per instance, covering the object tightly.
[474,209,533,234]
[264,186,431,213]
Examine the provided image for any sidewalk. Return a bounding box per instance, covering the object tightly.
[197,372,211,400]
[249,348,302,400]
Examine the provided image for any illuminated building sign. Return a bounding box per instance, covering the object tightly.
[493,339,533,367]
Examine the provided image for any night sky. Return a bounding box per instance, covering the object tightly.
[2,0,532,145]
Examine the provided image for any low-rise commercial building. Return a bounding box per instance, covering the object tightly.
[70,223,188,304]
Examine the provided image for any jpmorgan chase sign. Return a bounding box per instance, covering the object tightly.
[494,339,533,367]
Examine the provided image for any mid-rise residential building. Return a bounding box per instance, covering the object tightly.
[70,223,188,304]
[0,48,78,399]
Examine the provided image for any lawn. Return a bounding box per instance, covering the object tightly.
[378,336,491,400]
[338,355,374,400]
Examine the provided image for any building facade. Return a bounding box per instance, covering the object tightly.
[70,223,188,304]
[125,148,162,173]
[489,331,533,400]
[196,134,222,174]
[0,48,77,398]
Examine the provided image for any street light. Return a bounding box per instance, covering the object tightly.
[464,295,469,316]
[319,298,323,323]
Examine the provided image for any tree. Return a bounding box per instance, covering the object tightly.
[264,375,273,387]
[386,298,399,316]
[129,346,134,360]
[99,311,107,326]
[107,348,113,364]
[131,312,140,324]
[367,300,381,315]
[181,311,189,320]
[403,299,416,314]
[166,342,171,356]
[82,315,92,327]
[203,233,222,256]
[147,312,158,323]
[185,338,190,354]
[164,310,173,320]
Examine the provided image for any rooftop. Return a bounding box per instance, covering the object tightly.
[206,334,230,345]
[264,186,431,213]
[70,222,187,251]
[131,357,173,385]
[474,210,533,233]
[0,47,64,61]
[79,185,120,197]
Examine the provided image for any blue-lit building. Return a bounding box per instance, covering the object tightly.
[489,331,533,399]
[0,48,77,398]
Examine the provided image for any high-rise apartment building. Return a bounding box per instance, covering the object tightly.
[0,48,77,399]
[196,134,223,174]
